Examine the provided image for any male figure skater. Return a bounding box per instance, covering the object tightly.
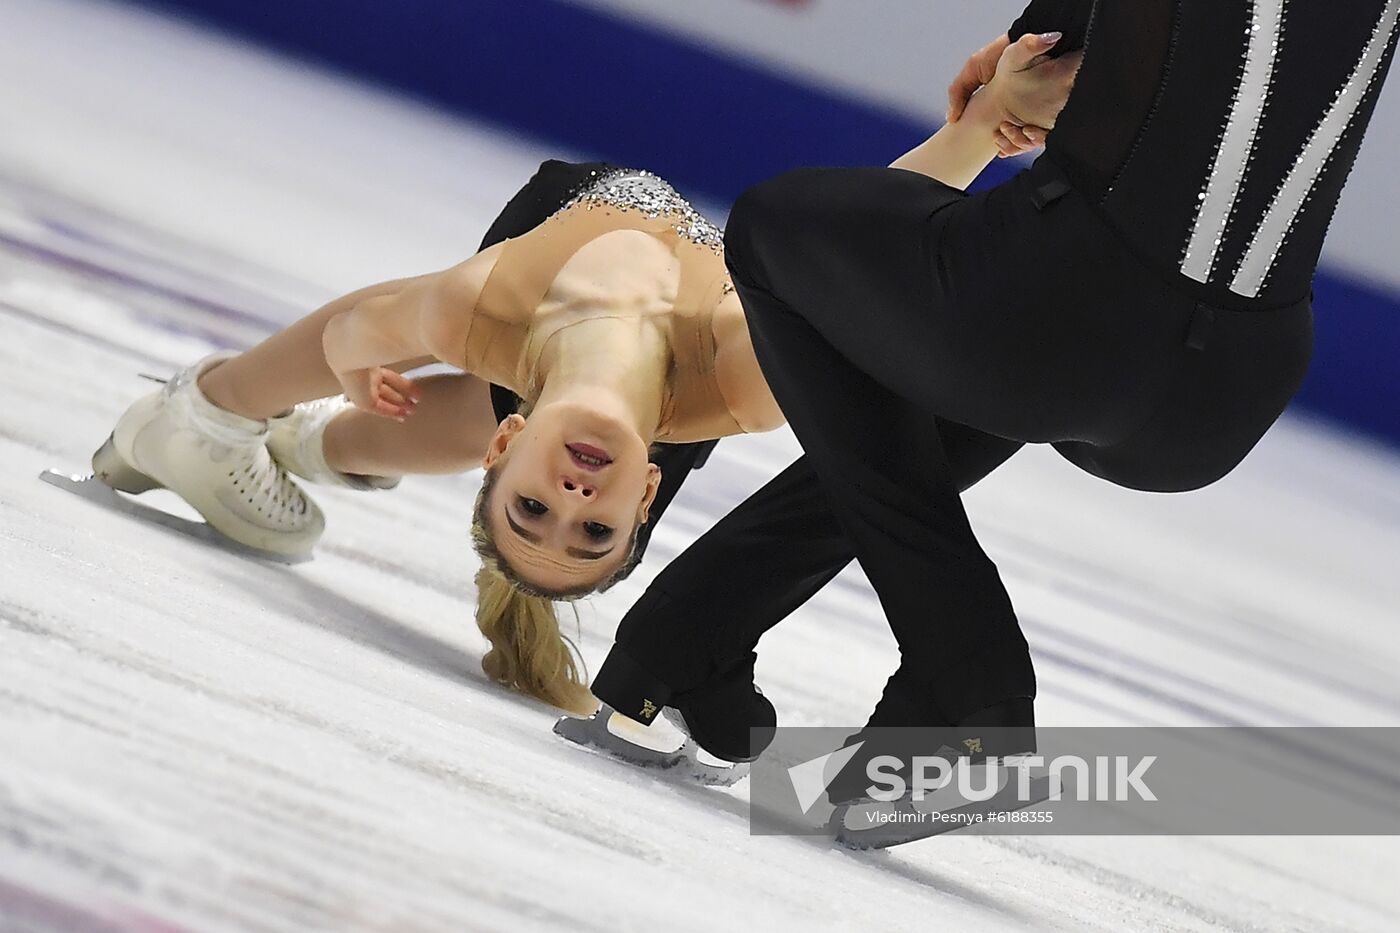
[588,0,1399,792]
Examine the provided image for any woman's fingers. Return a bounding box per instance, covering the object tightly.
[379,368,422,403]
[378,383,410,409]
[373,397,408,421]
[1005,31,1062,73]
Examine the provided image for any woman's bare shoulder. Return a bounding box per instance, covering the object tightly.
[417,241,511,366]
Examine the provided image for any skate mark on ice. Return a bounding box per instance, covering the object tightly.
[988,529,1400,717]
[0,229,286,335]
[38,471,311,566]
[983,835,1364,933]
[0,300,189,375]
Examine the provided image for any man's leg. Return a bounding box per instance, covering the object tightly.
[593,429,1022,760]
[736,276,1036,726]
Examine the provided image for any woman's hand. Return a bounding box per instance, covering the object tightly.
[984,32,1084,156]
[336,366,421,421]
[949,34,1057,158]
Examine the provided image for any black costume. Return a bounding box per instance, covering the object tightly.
[592,0,1400,760]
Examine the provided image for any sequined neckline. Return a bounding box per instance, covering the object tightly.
[563,169,725,254]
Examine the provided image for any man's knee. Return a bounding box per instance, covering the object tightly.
[725,168,826,285]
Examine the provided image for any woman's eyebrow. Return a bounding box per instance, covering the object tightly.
[504,510,542,544]
[566,545,615,561]
[506,510,612,559]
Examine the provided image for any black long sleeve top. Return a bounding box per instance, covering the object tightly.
[1008,0,1095,56]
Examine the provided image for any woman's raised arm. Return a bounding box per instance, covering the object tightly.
[892,32,1081,188]
[322,242,504,418]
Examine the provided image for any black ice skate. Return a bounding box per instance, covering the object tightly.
[553,704,750,787]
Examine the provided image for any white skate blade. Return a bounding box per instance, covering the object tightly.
[831,773,1053,850]
[553,705,749,788]
[39,469,313,566]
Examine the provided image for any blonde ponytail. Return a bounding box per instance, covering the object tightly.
[473,564,595,714]
[469,458,644,715]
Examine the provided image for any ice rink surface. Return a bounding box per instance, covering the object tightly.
[1,1,1398,930]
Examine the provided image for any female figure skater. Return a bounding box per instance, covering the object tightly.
[585,0,1400,782]
[92,38,1073,713]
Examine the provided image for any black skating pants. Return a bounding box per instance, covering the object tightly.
[594,0,1397,743]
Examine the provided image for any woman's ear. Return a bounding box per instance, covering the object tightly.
[637,463,663,523]
[482,413,527,470]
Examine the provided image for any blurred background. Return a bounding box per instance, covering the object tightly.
[53,0,1400,445]
[1,2,1397,930]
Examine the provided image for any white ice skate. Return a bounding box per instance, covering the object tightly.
[76,353,325,558]
[266,396,400,491]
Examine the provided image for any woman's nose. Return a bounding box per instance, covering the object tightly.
[561,478,595,498]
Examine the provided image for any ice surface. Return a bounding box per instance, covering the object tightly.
[0,1,1397,931]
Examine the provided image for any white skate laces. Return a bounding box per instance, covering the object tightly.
[267,396,400,491]
[94,352,328,557]
[165,357,320,533]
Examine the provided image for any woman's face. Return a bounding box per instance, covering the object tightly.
[483,410,660,593]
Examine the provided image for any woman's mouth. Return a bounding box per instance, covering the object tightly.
[566,443,614,471]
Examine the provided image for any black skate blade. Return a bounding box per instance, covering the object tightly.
[39,470,312,566]
[553,705,749,788]
[831,774,1054,850]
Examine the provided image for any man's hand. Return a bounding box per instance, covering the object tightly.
[947,35,1010,125]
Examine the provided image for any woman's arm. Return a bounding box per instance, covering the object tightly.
[894,33,1082,188]
[891,87,1005,189]
[322,242,503,418]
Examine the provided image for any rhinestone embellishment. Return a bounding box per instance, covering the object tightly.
[563,169,725,253]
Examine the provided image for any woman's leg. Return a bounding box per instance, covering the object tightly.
[322,372,501,477]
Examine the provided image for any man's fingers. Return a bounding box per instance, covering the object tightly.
[1001,123,1036,151]
[948,35,1010,123]
[947,58,983,123]
[995,124,1044,157]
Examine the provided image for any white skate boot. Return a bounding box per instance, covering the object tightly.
[91,353,325,557]
[267,396,400,492]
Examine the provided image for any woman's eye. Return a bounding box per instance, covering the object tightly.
[519,497,548,516]
[582,521,613,540]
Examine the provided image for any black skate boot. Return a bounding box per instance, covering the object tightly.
[553,648,774,786]
[825,698,1052,849]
